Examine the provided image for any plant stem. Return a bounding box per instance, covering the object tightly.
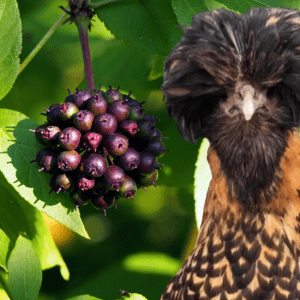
[18,12,68,75]
[75,17,95,91]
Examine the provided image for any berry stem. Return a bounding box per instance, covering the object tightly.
[75,16,95,91]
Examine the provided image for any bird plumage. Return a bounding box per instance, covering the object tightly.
[161,7,300,300]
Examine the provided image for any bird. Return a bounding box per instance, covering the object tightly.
[160,7,300,300]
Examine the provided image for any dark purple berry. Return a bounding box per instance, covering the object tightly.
[91,190,115,215]
[137,152,157,175]
[152,128,162,139]
[141,114,159,124]
[29,124,48,145]
[94,113,117,135]
[127,105,143,122]
[42,125,61,145]
[55,173,76,193]
[136,121,155,140]
[117,175,137,199]
[103,85,122,104]
[66,88,92,109]
[138,170,158,188]
[59,127,81,150]
[71,190,91,209]
[123,92,142,108]
[59,102,79,122]
[144,139,169,158]
[107,100,130,123]
[30,147,59,164]
[78,174,95,191]
[42,104,64,126]
[116,147,140,171]
[39,154,58,173]
[82,132,102,152]
[87,93,107,116]
[118,120,138,137]
[57,150,81,172]
[104,133,128,156]
[92,178,106,195]
[73,110,94,132]
[104,165,125,191]
[83,153,107,177]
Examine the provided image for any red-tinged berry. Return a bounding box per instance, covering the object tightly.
[104,133,128,156]
[103,85,122,104]
[71,189,92,209]
[144,139,169,158]
[55,172,76,193]
[42,125,61,145]
[138,170,158,188]
[104,165,125,191]
[94,113,117,135]
[107,100,130,123]
[127,105,143,122]
[118,120,138,137]
[116,147,140,171]
[57,150,81,172]
[83,153,107,177]
[92,190,115,215]
[29,124,49,145]
[78,174,95,190]
[59,127,81,150]
[86,93,107,116]
[73,110,94,132]
[137,152,157,175]
[66,88,92,109]
[59,102,79,122]
[117,175,137,199]
[82,132,102,152]
[136,121,155,140]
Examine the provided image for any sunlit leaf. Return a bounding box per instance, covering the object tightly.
[0,109,89,239]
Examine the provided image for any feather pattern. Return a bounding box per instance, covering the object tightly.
[161,7,300,300]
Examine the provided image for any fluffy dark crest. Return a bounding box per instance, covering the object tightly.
[162,7,300,144]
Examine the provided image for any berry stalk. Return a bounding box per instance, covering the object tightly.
[75,16,95,91]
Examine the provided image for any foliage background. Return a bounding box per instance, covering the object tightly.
[0,0,297,299]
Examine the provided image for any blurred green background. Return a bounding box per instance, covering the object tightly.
[0,1,201,299]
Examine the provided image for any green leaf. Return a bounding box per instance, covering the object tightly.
[60,252,180,300]
[0,0,22,101]
[148,55,165,81]
[171,0,208,26]
[65,296,102,300]
[95,0,182,56]
[216,0,267,13]
[0,172,69,280]
[251,0,300,8]
[194,138,211,228]
[0,109,89,239]
[0,229,10,272]
[92,39,153,101]
[7,236,42,300]
[117,293,148,300]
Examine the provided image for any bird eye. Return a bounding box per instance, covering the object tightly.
[228,105,238,114]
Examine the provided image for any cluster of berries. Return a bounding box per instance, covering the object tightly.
[30,85,169,215]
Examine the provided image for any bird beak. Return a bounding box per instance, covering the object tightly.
[238,85,258,121]
[241,91,256,121]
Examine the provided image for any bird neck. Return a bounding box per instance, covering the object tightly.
[201,130,300,256]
